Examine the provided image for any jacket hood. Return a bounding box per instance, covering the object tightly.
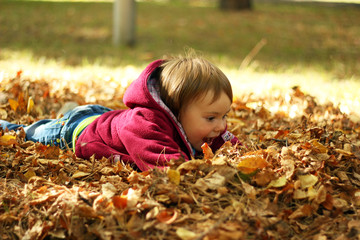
[123,59,164,109]
[123,59,196,156]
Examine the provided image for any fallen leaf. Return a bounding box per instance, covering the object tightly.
[267,176,287,188]
[112,195,127,209]
[201,142,214,159]
[195,172,226,191]
[237,151,267,174]
[176,227,197,240]
[101,183,117,199]
[177,160,208,174]
[0,108,8,119]
[27,96,34,114]
[293,189,308,199]
[309,139,328,153]
[24,168,36,181]
[288,204,313,219]
[72,171,90,179]
[253,169,275,186]
[0,135,18,145]
[122,188,141,208]
[156,208,178,224]
[242,181,257,199]
[8,99,19,112]
[168,169,181,185]
[335,148,353,156]
[298,174,318,189]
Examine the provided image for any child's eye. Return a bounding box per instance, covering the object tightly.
[206,116,215,122]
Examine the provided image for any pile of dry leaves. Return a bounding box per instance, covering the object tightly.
[1,73,360,240]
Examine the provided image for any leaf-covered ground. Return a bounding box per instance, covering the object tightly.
[1,73,360,240]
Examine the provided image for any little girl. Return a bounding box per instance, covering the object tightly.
[1,56,239,171]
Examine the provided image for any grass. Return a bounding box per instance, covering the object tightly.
[0,0,359,116]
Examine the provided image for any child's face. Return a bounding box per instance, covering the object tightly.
[179,91,231,152]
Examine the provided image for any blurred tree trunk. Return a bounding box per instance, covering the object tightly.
[113,0,136,46]
[219,0,252,10]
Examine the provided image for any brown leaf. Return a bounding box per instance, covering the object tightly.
[253,169,275,186]
[288,204,313,219]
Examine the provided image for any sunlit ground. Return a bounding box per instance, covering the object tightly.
[1,50,359,122]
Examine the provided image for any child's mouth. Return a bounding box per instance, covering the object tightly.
[202,137,214,145]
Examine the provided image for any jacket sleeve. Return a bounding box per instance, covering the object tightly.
[75,139,124,160]
[117,109,191,171]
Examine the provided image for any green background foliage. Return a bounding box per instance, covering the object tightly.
[1,0,359,78]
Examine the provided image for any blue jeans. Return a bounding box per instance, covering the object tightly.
[0,104,111,149]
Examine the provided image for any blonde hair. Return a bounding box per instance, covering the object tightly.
[159,56,233,117]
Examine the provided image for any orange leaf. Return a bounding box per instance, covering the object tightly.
[237,151,267,174]
[17,92,26,113]
[8,99,19,112]
[274,130,289,139]
[16,70,23,78]
[156,208,178,224]
[112,195,127,209]
[201,142,214,159]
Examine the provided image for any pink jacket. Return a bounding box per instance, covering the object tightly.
[75,60,238,171]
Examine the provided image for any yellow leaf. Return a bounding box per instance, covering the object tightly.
[72,171,90,179]
[27,96,34,114]
[335,148,353,156]
[0,108,7,119]
[299,174,318,189]
[24,169,36,181]
[267,176,287,188]
[237,151,267,174]
[0,135,17,146]
[293,189,307,199]
[307,186,317,200]
[168,169,181,185]
[176,227,197,240]
[8,99,19,112]
[309,139,328,153]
